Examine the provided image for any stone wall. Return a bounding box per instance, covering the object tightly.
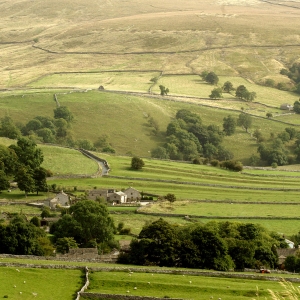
[80,293,183,300]
[0,253,118,263]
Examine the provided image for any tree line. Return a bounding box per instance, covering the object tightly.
[118,218,287,271]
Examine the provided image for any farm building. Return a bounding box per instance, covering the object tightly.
[123,187,141,201]
[88,189,127,204]
[44,191,70,209]
[280,103,293,110]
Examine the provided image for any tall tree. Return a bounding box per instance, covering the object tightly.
[223,115,236,136]
[33,167,48,195]
[205,72,219,85]
[237,113,252,132]
[209,88,223,99]
[9,137,43,169]
[222,81,234,93]
[51,201,116,247]
[14,166,35,197]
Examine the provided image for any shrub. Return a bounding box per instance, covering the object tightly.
[210,159,220,167]
[220,160,243,172]
[120,228,131,235]
[271,162,278,169]
[131,157,145,170]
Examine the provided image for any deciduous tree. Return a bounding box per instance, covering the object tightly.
[223,115,236,136]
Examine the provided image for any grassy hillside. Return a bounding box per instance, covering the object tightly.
[0,89,297,162]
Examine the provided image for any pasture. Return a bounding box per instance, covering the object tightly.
[0,267,83,300]
[86,270,283,300]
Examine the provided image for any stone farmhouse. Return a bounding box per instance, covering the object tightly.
[124,187,141,201]
[88,189,127,204]
[44,191,70,209]
[88,187,141,204]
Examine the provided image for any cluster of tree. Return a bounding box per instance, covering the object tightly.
[0,215,53,256]
[151,109,233,162]
[0,137,49,196]
[0,110,115,153]
[235,85,257,102]
[254,127,300,166]
[0,107,74,143]
[200,71,256,101]
[119,218,286,271]
[211,159,243,172]
[280,63,300,94]
[200,71,219,85]
[50,200,118,253]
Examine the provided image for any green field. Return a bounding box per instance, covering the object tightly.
[0,267,82,300]
[86,270,283,300]
[0,263,295,300]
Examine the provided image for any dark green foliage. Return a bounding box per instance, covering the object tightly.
[41,206,51,218]
[253,129,264,142]
[158,109,232,161]
[9,137,43,170]
[235,85,256,101]
[159,85,169,95]
[138,218,181,267]
[0,169,10,191]
[285,127,297,140]
[222,81,234,93]
[277,131,290,143]
[50,200,116,248]
[164,193,176,203]
[281,63,300,86]
[257,139,289,166]
[53,106,74,122]
[223,115,236,136]
[0,116,21,139]
[293,100,300,113]
[266,112,273,118]
[220,160,243,171]
[56,237,78,254]
[77,139,96,151]
[264,79,275,87]
[131,157,145,170]
[124,219,283,271]
[30,216,41,227]
[205,72,219,85]
[151,147,169,159]
[33,167,48,195]
[237,113,252,132]
[0,215,46,255]
[14,166,35,196]
[210,159,219,167]
[189,226,232,271]
[209,88,222,99]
